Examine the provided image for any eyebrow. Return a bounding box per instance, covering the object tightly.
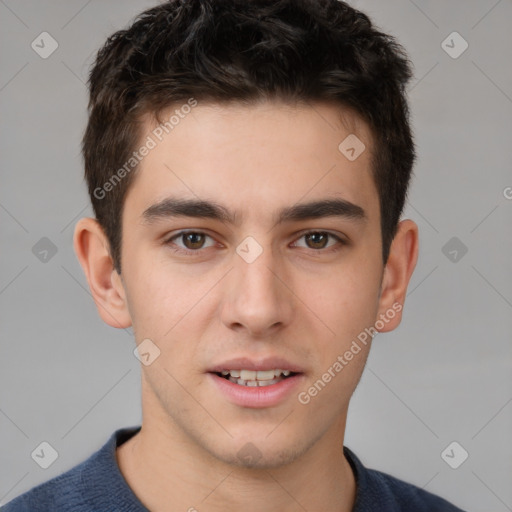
[141,196,366,227]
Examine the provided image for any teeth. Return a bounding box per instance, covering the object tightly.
[240,369,257,380]
[221,369,292,380]
[236,378,282,387]
[258,379,280,387]
[256,370,275,380]
[219,368,295,386]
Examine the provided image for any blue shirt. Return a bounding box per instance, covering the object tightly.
[2,426,465,511]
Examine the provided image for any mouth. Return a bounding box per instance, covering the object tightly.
[207,356,305,407]
[213,369,299,387]
[207,359,305,408]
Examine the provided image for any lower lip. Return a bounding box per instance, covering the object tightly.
[208,373,304,408]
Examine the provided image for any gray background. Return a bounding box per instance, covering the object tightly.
[1,1,511,510]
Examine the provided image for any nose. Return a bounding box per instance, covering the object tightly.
[220,243,293,337]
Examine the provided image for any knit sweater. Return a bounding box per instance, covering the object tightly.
[2,426,465,511]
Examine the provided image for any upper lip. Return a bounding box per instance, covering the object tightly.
[208,356,304,373]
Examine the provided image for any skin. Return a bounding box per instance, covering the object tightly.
[74,100,418,512]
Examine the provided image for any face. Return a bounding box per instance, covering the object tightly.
[115,101,388,468]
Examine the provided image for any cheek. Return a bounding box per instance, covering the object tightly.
[302,260,381,342]
[123,254,220,361]
[121,255,178,337]
[300,269,379,405]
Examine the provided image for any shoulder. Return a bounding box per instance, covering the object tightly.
[344,447,467,512]
[2,426,143,512]
[1,457,90,512]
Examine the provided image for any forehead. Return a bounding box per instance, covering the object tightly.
[124,100,379,225]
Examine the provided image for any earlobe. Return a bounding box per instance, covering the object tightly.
[73,217,132,329]
[376,219,419,333]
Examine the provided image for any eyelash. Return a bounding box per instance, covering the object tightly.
[164,230,347,256]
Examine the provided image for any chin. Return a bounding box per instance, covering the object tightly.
[208,435,312,470]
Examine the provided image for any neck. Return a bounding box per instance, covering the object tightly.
[117,423,356,512]
[116,383,356,512]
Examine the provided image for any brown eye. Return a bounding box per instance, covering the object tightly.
[293,231,343,251]
[181,232,206,250]
[165,231,216,254]
[304,232,329,249]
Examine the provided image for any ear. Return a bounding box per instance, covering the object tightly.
[73,217,132,329]
[376,219,419,333]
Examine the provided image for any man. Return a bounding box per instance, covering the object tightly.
[3,0,466,510]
